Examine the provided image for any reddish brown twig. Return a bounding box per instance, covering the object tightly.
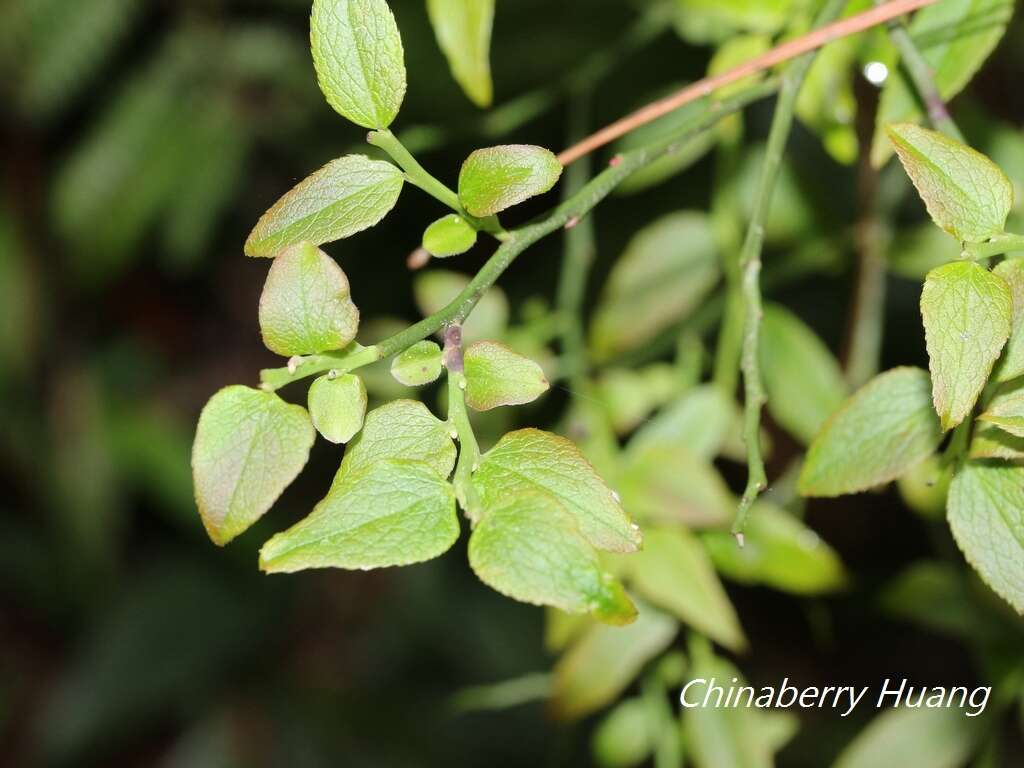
[556,0,936,166]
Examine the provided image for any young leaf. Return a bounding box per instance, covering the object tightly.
[472,429,642,553]
[457,145,562,217]
[308,373,367,444]
[426,0,494,108]
[702,503,847,595]
[993,257,1024,382]
[390,340,443,386]
[833,705,981,768]
[921,261,1011,429]
[192,386,315,545]
[759,303,847,445]
[422,213,477,258]
[799,368,943,497]
[625,527,746,651]
[337,399,456,483]
[244,156,404,257]
[589,212,719,361]
[947,461,1024,614]
[617,444,733,529]
[310,0,406,129]
[463,341,549,411]
[258,242,360,357]
[888,123,1013,243]
[468,492,635,625]
[872,0,1013,166]
[978,392,1024,437]
[550,602,677,720]
[259,459,457,572]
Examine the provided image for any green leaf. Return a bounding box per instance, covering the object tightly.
[258,242,360,357]
[833,705,981,768]
[192,386,315,545]
[244,155,404,257]
[795,31,858,165]
[888,123,1013,243]
[337,399,456,483]
[414,269,509,343]
[682,650,774,768]
[468,492,635,624]
[259,459,457,572]
[594,364,685,436]
[947,461,1024,614]
[457,144,562,217]
[592,698,655,768]
[308,373,367,444]
[390,340,443,386]
[550,602,677,720]
[617,444,733,529]
[422,213,477,257]
[978,391,1024,437]
[702,503,847,594]
[896,454,951,519]
[872,0,1013,167]
[625,527,746,651]
[993,257,1024,382]
[759,303,847,445]
[463,341,549,411]
[426,0,494,107]
[921,261,1012,429]
[799,368,943,497]
[590,212,719,361]
[472,429,642,553]
[627,385,734,460]
[310,0,406,129]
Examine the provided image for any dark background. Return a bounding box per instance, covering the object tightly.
[2,1,1023,765]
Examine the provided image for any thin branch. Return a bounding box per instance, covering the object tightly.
[444,324,482,518]
[259,79,780,392]
[557,0,937,166]
[878,0,964,142]
[733,0,849,540]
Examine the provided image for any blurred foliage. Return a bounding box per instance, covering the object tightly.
[2,0,1024,766]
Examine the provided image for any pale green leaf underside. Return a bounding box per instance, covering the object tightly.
[799,367,943,497]
[260,458,457,572]
[192,386,315,545]
[336,399,456,484]
[308,373,367,444]
[626,526,746,651]
[947,461,1024,614]
[993,257,1024,382]
[422,213,477,257]
[258,242,360,357]
[759,303,847,445]
[589,212,719,361]
[872,0,1013,167]
[426,0,494,107]
[550,601,677,720]
[979,391,1024,437]
[468,492,635,625]
[921,261,1011,429]
[473,428,641,553]
[970,381,1024,458]
[464,340,549,411]
[458,144,562,217]
[245,155,403,257]
[310,0,406,129]
[390,340,443,386]
[703,503,847,595]
[888,122,1013,243]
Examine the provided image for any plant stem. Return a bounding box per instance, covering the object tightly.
[557,0,937,165]
[259,79,780,392]
[963,233,1024,260]
[556,92,596,388]
[733,0,848,539]
[878,0,964,142]
[259,343,379,392]
[366,129,505,237]
[444,325,482,518]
